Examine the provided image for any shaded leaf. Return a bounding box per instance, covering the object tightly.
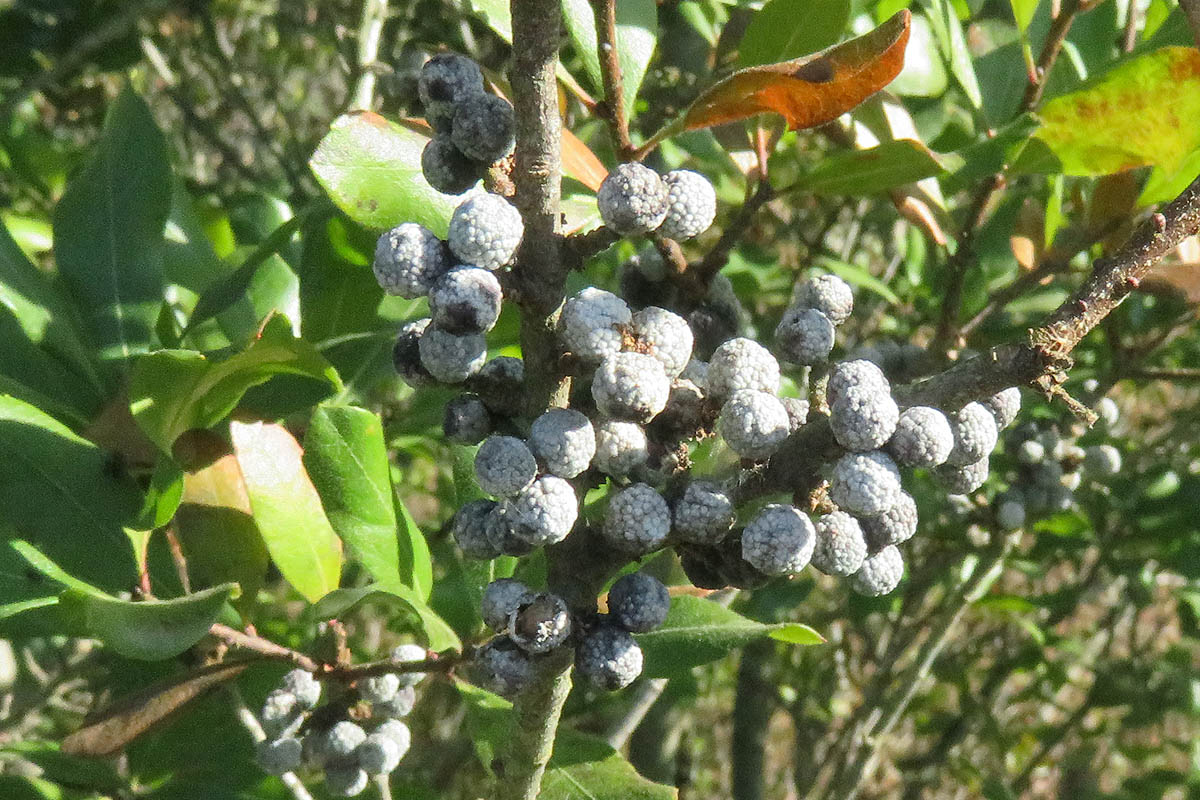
[561,0,658,120]
[52,86,168,371]
[0,397,141,594]
[635,595,824,678]
[738,0,852,67]
[61,661,249,757]
[795,139,954,196]
[682,11,911,132]
[303,405,402,587]
[229,420,342,603]
[1031,46,1200,176]
[923,0,981,107]
[310,112,461,236]
[888,13,949,97]
[130,315,342,454]
[311,583,460,652]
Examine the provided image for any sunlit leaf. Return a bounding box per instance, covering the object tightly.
[738,0,852,67]
[681,11,911,132]
[561,0,657,120]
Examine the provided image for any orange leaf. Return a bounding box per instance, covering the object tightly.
[562,128,608,191]
[683,10,911,132]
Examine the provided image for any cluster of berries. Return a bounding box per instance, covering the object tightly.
[254,646,426,796]
[471,571,671,695]
[597,161,717,240]
[418,53,515,194]
[992,408,1122,530]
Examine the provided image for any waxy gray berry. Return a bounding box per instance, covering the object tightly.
[607,572,671,633]
[357,733,401,775]
[742,504,816,576]
[631,306,694,378]
[811,511,868,577]
[528,408,595,479]
[946,402,999,466]
[707,337,781,399]
[505,475,579,546]
[850,545,904,596]
[418,327,487,383]
[576,624,644,691]
[452,498,503,559]
[592,419,649,477]
[447,193,523,270]
[256,737,303,776]
[935,456,989,494]
[673,481,735,545]
[597,162,670,235]
[859,491,918,551]
[827,359,888,407]
[592,352,671,422]
[657,169,717,241]
[281,668,322,710]
[475,435,537,497]
[830,451,903,516]
[602,483,671,554]
[831,390,899,452]
[373,223,449,299]
[983,387,1021,430]
[428,265,503,334]
[419,53,484,110]
[471,636,534,698]
[775,306,836,366]
[481,578,534,633]
[558,287,632,362]
[795,274,854,325]
[451,93,515,163]
[508,593,572,654]
[718,389,790,460]
[422,134,479,194]
[444,393,492,445]
[888,406,953,468]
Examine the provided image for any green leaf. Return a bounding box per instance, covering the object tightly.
[0,397,141,594]
[65,583,236,661]
[815,257,902,304]
[457,683,677,799]
[1009,0,1038,32]
[229,420,343,603]
[52,85,169,370]
[1031,46,1200,176]
[738,0,851,66]
[795,140,953,196]
[888,13,949,97]
[130,315,342,454]
[635,595,824,678]
[312,584,460,652]
[303,405,402,587]
[310,112,462,236]
[945,114,1040,192]
[561,0,658,120]
[396,499,434,601]
[922,0,981,107]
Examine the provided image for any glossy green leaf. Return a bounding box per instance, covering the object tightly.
[1031,46,1200,176]
[739,0,851,66]
[52,86,169,370]
[310,112,462,236]
[795,140,952,196]
[66,583,235,661]
[311,583,460,652]
[0,398,141,594]
[635,595,824,678]
[229,420,342,603]
[130,315,342,453]
[561,0,658,119]
[1009,0,1038,32]
[457,683,677,799]
[303,405,401,587]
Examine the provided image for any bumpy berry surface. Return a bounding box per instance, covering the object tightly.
[428,266,503,334]
[260,689,301,738]
[508,593,572,654]
[796,274,854,325]
[592,352,671,422]
[1083,444,1121,477]
[707,337,781,399]
[325,764,369,798]
[607,572,671,633]
[830,451,903,516]
[322,721,367,760]
[421,135,479,194]
[357,733,401,775]
[831,390,899,452]
[576,624,644,690]
[393,318,433,386]
[373,685,416,718]
[983,387,1021,430]
[946,402,999,466]
[447,193,523,270]
[375,720,411,758]
[373,223,449,298]
[467,356,525,417]
[359,673,400,704]
[810,511,868,576]
[657,169,717,240]
[781,396,810,432]
[775,306,835,365]
[742,504,816,576]
[418,327,486,383]
[559,287,632,362]
[596,162,669,235]
[451,93,514,163]
[391,644,427,687]
[851,545,904,596]
[592,419,649,476]
[444,393,492,445]
[673,481,735,545]
[859,490,918,551]
[718,389,790,459]
[935,456,989,494]
[474,435,537,497]
[528,408,595,479]
[505,475,578,546]
[827,360,888,407]
[481,578,534,633]
[452,498,503,559]
[603,483,671,553]
[419,53,484,109]
[631,306,694,377]
[887,406,953,468]
[281,668,322,710]
[471,636,534,697]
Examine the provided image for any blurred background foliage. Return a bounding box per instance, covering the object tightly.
[1,0,1199,798]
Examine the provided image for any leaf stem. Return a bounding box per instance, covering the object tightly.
[594,0,634,159]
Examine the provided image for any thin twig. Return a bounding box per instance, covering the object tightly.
[694,181,776,286]
[604,677,669,750]
[594,0,634,158]
[350,0,390,110]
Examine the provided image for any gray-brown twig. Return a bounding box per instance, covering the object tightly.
[594,0,634,159]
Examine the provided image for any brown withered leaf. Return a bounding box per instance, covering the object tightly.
[683,10,911,132]
[62,661,250,757]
